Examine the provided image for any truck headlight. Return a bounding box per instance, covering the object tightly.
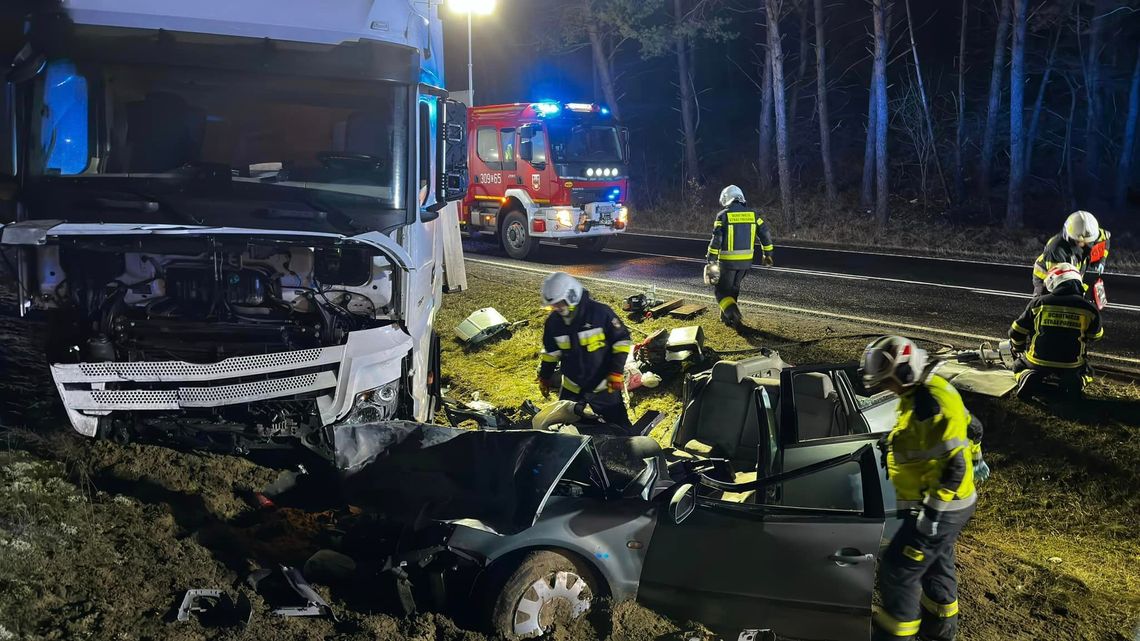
[345,380,400,423]
[556,209,574,228]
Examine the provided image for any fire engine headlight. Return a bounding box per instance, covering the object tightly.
[610,167,620,177]
[556,209,574,228]
[617,206,628,221]
[586,167,595,177]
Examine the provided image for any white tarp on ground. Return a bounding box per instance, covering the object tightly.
[935,361,1018,398]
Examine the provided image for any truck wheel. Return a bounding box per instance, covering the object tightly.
[501,211,540,260]
[486,550,597,639]
[576,237,609,253]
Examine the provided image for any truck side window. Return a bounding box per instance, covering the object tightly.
[39,60,89,175]
[500,128,516,170]
[530,128,548,166]
[476,126,500,170]
[0,82,13,177]
[418,100,432,206]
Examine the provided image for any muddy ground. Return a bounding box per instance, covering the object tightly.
[2,263,1139,640]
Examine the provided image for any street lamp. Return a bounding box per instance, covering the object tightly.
[448,0,496,106]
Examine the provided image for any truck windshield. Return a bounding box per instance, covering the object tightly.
[548,123,623,163]
[29,57,409,209]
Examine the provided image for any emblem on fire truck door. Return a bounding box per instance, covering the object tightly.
[531,173,541,190]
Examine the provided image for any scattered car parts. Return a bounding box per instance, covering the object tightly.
[246,565,337,619]
[175,589,252,627]
[454,307,527,347]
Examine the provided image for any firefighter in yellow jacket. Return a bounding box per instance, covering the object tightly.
[705,185,774,328]
[860,336,988,641]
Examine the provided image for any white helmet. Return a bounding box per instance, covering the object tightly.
[541,272,584,316]
[719,185,745,207]
[1063,210,1099,244]
[1044,262,1083,293]
[860,335,929,389]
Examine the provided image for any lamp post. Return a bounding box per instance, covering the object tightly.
[448,0,496,106]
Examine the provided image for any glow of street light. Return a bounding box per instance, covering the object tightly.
[448,0,496,15]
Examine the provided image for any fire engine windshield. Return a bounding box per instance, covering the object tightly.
[29,57,409,210]
[548,123,624,163]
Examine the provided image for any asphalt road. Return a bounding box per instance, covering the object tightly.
[461,232,1140,368]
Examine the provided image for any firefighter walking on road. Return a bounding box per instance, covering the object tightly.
[860,336,988,641]
[1010,262,1103,399]
[1032,210,1111,295]
[536,272,635,432]
[705,185,774,328]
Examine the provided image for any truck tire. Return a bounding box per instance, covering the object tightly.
[501,211,541,260]
[575,237,609,253]
[486,550,598,639]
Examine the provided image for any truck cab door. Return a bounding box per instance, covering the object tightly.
[472,125,504,202]
[774,364,900,538]
[638,443,886,640]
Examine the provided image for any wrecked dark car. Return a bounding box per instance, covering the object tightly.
[327,353,903,641]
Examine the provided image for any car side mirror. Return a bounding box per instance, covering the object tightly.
[668,483,697,525]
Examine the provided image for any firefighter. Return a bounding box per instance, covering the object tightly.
[1010,262,1103,399]
[536,272,635,432]
[860,336,987,641]
[706,185,774,328]
[1032,210,1111,295]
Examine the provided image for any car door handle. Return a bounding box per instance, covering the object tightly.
[829,549,875,567]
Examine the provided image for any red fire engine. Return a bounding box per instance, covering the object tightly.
[460,101,629,259]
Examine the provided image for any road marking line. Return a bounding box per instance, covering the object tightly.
[465,257,1140,368]
[621,231,1140,279]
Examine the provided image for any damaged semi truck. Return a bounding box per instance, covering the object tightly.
[0,1,467,457]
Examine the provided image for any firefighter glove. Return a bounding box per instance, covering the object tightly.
[606,372,624,392]
[916,509,940,537]
[761,254,774,267]
[974,459,991,485]
[537,376,552,397]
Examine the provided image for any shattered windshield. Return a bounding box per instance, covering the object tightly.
[548,124,623,163]
[30,57,409,209]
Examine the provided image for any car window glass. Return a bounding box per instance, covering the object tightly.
[778,460,867,512]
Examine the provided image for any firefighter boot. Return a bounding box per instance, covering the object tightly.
[720,303,743,329]
[1014,369,1043,401]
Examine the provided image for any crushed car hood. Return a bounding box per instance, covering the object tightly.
[0,220,412,270]
[332,421,592,536]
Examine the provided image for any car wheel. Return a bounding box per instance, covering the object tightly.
[487,550,597,639]
[501,211,540,260]
[576,237,609,253]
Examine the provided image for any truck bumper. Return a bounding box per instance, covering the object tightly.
[529,205,628,239]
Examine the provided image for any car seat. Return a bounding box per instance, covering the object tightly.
[672,361,761,474]
[792,372,847,441]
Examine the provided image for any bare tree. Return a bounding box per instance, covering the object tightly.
[1025,22,1063,174]
[760,38,775,189]
[1006,0,1027,229]
[789,2,810,126]
[954,0,967,201]
[904,0,950,206]
[872,0,890,223]
[813,0,837,201]
[587,25,623,121]
[674,0,700,182]
[861,74,877,209]
[1083,0,1111,196]
[767,0,795,225]
[1116,44,1140,209]
[893,82,937,210]
[979,0,1011,202]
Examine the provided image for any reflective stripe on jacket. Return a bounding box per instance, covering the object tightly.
[538,291,631,393]
[1009,290,1103,368]
[707,202,773,267]
[887,375,982,514]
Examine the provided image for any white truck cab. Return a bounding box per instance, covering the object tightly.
[0,1,467,458]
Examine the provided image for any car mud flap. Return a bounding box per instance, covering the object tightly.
[331,421,590,536]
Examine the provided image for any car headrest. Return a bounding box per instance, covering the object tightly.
[793,372,835,399]
[711,360,741,383]
[626,436,663,459]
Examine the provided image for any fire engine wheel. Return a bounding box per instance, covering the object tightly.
[486,551,597,639]
[575,237,610,253]
[501,211,541,260]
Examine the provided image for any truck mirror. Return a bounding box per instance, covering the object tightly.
[519,138,533,162]
[620,127,631,163]
[518,124,536,140]
[440,98,468,202]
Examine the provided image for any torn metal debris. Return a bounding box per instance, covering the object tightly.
[175,589,252,627]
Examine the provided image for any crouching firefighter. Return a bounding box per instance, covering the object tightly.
[537,272,635,433]
[1010,262,1103,400]
[706,185,774,328]
[860,336,988,641]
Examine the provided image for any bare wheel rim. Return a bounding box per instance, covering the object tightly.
[505,220,528,252]
[511,570,593,638]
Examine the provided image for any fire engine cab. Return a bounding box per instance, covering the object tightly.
[461,101,629,259]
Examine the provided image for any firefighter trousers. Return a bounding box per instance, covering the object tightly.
[559,387,634,433]
[872,501,976,641]
[1012,357,1085,399]
[714,266,749,326]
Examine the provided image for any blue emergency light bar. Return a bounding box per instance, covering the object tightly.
[534,101,561,116]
